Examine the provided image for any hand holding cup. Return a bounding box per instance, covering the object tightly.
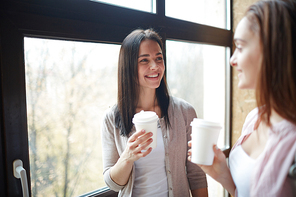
[188,144,228,182]
[132,110,158,149]
[121,129,153,163]
[189,118,222,165]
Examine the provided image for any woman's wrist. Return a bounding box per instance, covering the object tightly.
[110,158,134,186]
[118,151,135,165]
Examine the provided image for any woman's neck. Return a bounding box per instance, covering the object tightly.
[137,89,157,111]
[136,88,161,117]
[270,109,284,125]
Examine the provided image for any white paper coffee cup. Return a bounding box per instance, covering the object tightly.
[132,110,158,149]
[190,118,222,165]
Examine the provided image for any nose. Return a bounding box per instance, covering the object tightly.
[150,60,158,70]
[230,49,237,67]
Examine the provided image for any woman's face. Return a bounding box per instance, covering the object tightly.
[230,17,263,89]
[137,39,165,91]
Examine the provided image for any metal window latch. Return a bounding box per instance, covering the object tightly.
[13,159,29,197]
[289,153,296,179]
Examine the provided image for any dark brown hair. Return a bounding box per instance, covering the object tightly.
[246,0,296,128]
[115,29,170,136]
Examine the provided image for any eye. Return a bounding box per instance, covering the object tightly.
[139,58,149,63]
[235,43,243,52]
[236,47,242,52]
[156,56,163,61]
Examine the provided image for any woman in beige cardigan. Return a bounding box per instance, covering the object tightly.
[101,28,208,197]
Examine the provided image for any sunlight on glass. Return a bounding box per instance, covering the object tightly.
[166,0,229,29]
[166,40,226,197]
[92,0,156,13]
[25,37,120,196]
[166,40,226,147]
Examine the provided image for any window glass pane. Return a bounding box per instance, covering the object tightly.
[25,37,119,196]
[166,40,226,197]
[92,0,156,13]
[165,0,229,29]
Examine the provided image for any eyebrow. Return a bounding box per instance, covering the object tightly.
[233,38,247,43]
[138,52,162,58]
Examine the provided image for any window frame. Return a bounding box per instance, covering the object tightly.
[0,0,233,196]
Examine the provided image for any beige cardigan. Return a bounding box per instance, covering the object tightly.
[101,96,207,197]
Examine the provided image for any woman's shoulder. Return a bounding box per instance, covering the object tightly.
[101,105,119,137]
[241,108,258,133]
[245,108,259,123]
[272,119,296,137]
[232,108,258,149]
[169,96,195,110]
[169,96,197,119]
[102,105,117,123]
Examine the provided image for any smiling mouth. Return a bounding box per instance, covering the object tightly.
[146,74,159,78]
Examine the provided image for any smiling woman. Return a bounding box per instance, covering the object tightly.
[101,28,208,197]
[191,1,296,196]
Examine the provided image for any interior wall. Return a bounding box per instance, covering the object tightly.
[231,0,259,146]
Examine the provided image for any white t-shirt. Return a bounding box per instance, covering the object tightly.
[132,122,168,197]
[229,145,256,197]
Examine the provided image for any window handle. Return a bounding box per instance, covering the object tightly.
[13,159,29,197]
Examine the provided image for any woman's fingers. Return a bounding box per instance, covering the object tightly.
[188,149,192,156]
[141,147,153,157]
[128,129,146,143]
[127,130,153,155]
[135,132,153,147]
[188,155,191,161]
[134,137,153,152]
[213,145,225,160]
[188,140,192,147]
[128,130,152,147]
[121,130,154,163]
[213,144,219,152]
[187,144,229,182]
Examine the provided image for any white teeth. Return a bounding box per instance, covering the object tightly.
[147,74,158,78]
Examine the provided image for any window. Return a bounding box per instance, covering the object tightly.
[25,38,119,196]
[92,0,156,13]
[0,1,232,197]
[166,40,227,148]
[166,0,230,29]
[166,40,228,197]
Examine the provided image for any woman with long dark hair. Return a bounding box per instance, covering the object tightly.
[102,29,208,197]
[188,0,296,196]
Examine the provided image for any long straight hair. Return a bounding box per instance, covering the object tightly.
[115,29,170,137]
[246,0,296,128]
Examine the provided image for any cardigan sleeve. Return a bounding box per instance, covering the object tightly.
[101,107,125,192]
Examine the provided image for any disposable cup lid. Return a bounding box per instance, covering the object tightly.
[132,110,158,124]
[190,118,222,129]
